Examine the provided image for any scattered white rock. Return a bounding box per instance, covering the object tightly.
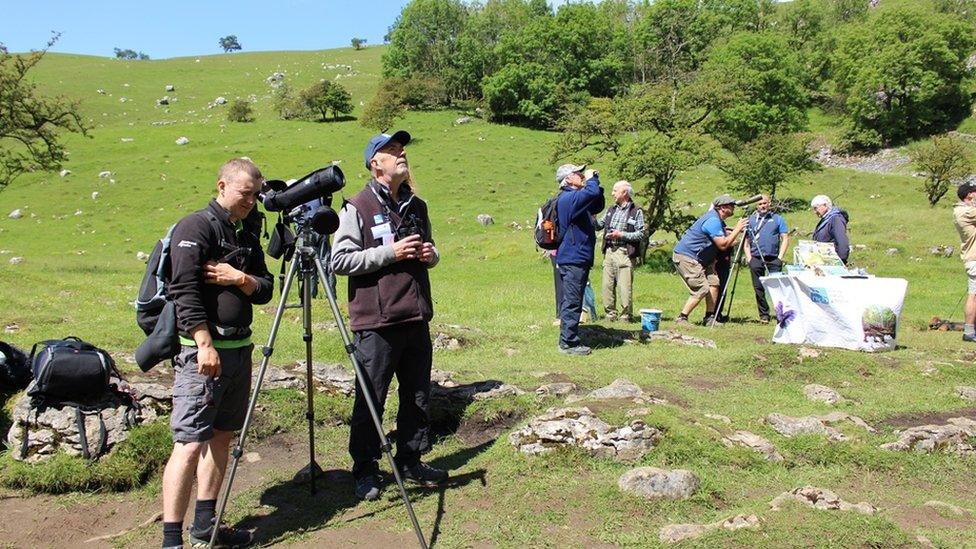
[880,417,976,455]
[723,430,783,462]
[156,96,170,106]
[477,214,494,226]
[645,330,717,349]
[309,362,355,395]
[4,323,19,333]
[704,413,731,424]
[253,366,304,391]
[588,378,644,400]
[923,500,972,517]
[509,407,661,462]
[956,386,976,402]
[659,514,760,544]
[884,248,899,256]
[9,257,24,265]
[74,210,83,216]
[618,467,700,500]
[535,382,578,397]
[91,191,100,200]
[244,452,261,463]
[770,486,876,515]
[798,346,821,360]
[765,412,875,442]
[98,171,112,178]
[59,169,71,177]
[175,136,190,145]
[120,138,134,143]
[96,88,106,94]
[165,84,175,92]
[803,384,843,405]
[8,209,22,219]
[214,96,227,105]
[432,332,462,351]
[455,116,472,125]
[136,251,150,262]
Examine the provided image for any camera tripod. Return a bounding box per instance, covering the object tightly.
[209,230,428,549]
[709,208,770,327]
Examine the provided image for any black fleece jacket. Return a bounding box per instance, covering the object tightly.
[168,199,273,339]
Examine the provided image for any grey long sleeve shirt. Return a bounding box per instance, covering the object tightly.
[331,201,440,276]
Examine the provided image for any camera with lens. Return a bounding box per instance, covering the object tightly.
[394,212,425,242]
[263,165,345,260]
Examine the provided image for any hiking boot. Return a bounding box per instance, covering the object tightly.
[559,344,592,356]
[964,333,976,343]
[674,314,691,326]
[188,523,253,548]
[354,473,382,501]
[400,462,449,487]
[620,314,633,323]
[702,314,724,326]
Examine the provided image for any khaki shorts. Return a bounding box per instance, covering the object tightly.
[966,261,976,294]
[673,252,719,299]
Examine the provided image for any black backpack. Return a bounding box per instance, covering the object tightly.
[0,341,31,391]
[534,194,562,250]
[133,213,223,371]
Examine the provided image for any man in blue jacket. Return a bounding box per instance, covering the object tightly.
[555,163,605,355]
[672,195,747,325]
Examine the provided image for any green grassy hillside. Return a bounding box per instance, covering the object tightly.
[1,47,975,547]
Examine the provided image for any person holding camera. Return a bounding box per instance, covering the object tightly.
[554,163,605,355]
[672,195,747,325]
[594,180,644,323]
[331,130,447,501]
[161,157,274,549]
[743,194,789,324]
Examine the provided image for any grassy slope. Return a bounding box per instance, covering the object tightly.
[1,47,975,547]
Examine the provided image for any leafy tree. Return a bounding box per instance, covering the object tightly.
[913,135,973,206]
[718,133,820,197]
[1,37,89,191]
[830,0,869,23]
[218,35,242,53]
[351,37,367,50]
[382,0,467,79]
[299,81,353,121]
[272,83,306,120]
[832,9,975,149]
[360,87,407,132]
[934,0,976,23]
[701,31,809,146]
[227,100,254,123]
[114,48,149,60]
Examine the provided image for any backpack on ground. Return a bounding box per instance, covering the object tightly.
[535,194,562,250]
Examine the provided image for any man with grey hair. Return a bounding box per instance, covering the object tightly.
[162,157,273,548]
[811,194,850,264]
[595,180,645,322]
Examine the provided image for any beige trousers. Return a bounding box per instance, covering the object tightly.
[602,247,633,319]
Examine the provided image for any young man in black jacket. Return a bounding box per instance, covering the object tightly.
[161,158,273,549]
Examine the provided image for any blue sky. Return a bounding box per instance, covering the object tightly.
[1,0,416,58]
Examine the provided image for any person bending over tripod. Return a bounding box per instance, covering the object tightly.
[331,130,448,501]
[161,157,273,549]
[672,195,746,325]
[743,195,789,324]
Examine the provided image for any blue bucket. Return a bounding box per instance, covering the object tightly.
[640,309,662,334]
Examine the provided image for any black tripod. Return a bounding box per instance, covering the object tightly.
[710,208,763,327]
[209,228,428,549]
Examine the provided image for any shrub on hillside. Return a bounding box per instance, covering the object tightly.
[360,86,407,132]
[299,81,354,121]
[227,100,254,123]
[913,135,974,207]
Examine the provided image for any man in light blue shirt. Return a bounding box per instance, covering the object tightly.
[743,194,789,324]
[672,195,747,325]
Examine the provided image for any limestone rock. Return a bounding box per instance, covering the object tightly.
[254,366,304,391]
[770,486,876,515]
[7,387,160,463]
[923,500,972,517]
[880,417,976,455]
[137,251,150,262]
[704,413,731,424]
[175,136,190,145]
[98,170,112,178]
[803,384,843,405]
[476,214,494,226]
[510,407,661,462]
[432,371,524,402]
[618,467,699,500]
[455,116,472,125]
[165,84,175,92]
[244,452,261,463]
[956,386,976,402]
[9,257,24,265]
[884,248,898,256]
[798,346,821,360]
[214,96,227,105]
[309,363,355,395]
[536,382,578,397]
[156,96,170,106]
[59,169,71,177]
[91,191,100,200]
[432,332,462,351]
[723,430,783,462]
[588,378,643,400]
[129,382,173,415]
[659,514,760,544]
[645,330,716,349]
[765,412,874,442]
[8,209,23,219]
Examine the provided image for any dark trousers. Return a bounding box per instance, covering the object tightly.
[749,256,783,318]
[558,264,588,348]
[349,321,432,479]
[551,255,564,318]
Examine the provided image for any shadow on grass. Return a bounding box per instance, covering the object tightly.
[638,248,675,274]
[579,324,637,349]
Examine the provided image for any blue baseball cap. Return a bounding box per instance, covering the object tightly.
[364,130,411,170]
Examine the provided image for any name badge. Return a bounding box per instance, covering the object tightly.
[373,213,385,224]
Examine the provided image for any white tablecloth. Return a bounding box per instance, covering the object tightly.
[760,273,908,352]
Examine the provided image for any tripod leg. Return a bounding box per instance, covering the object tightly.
[711,237,747,327]
[722,257,744,319]
[208,256,301,549]
[301,261,322,495]
[314,258,429,549]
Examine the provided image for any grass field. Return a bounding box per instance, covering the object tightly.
[1,46,975,547]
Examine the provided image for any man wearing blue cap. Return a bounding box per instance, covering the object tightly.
[332,130,446,501]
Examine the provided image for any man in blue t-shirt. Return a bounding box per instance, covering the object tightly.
[672,195,747,325]
[743,194,790,324]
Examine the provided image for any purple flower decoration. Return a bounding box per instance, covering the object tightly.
[775,301,796,328]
